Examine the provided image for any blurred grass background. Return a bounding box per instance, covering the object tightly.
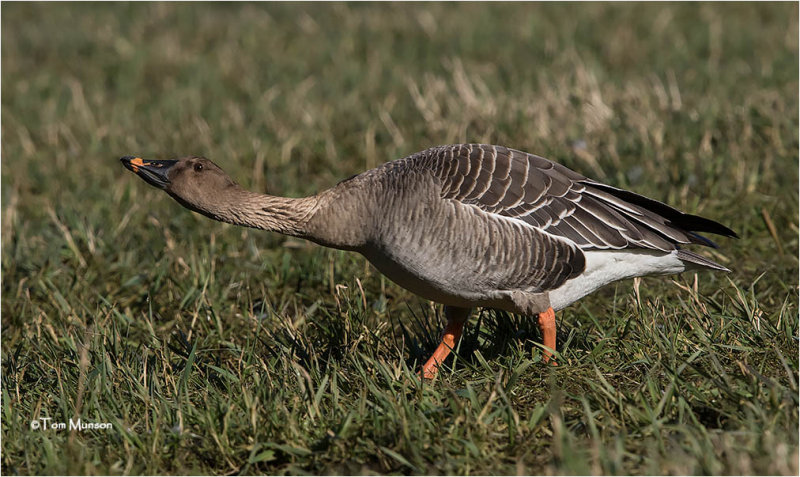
[2,2,798,475]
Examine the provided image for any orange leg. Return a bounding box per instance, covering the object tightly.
[538,307,558,365]
[421,306,470,379]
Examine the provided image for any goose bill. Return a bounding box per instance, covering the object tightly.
[120,156,177,189]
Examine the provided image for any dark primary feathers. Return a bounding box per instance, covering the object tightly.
[404,144,735,270]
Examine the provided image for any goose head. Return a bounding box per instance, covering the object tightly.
[120,155,238,217]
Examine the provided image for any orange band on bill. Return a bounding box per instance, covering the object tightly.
[129,157,145,172]
[128,157,162,173]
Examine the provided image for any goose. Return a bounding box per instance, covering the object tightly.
[120,144,736,378]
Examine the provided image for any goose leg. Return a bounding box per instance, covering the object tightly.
[421,306,471,379]
[538,307,558,365]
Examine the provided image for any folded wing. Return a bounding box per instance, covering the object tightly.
[420,144,735,268]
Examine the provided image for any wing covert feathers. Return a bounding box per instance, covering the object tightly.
[405,144,734,271]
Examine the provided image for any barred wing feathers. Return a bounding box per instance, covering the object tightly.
[417,144,735,270]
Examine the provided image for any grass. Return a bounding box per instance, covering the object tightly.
[1,2,798,475]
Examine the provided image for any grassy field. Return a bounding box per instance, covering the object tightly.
[2,3,798,475]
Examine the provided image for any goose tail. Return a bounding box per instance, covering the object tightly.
[677,249,731,272]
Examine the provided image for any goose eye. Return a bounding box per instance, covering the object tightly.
[193,163,204,172]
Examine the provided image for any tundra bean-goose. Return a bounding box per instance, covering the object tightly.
[120,144,736,378]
